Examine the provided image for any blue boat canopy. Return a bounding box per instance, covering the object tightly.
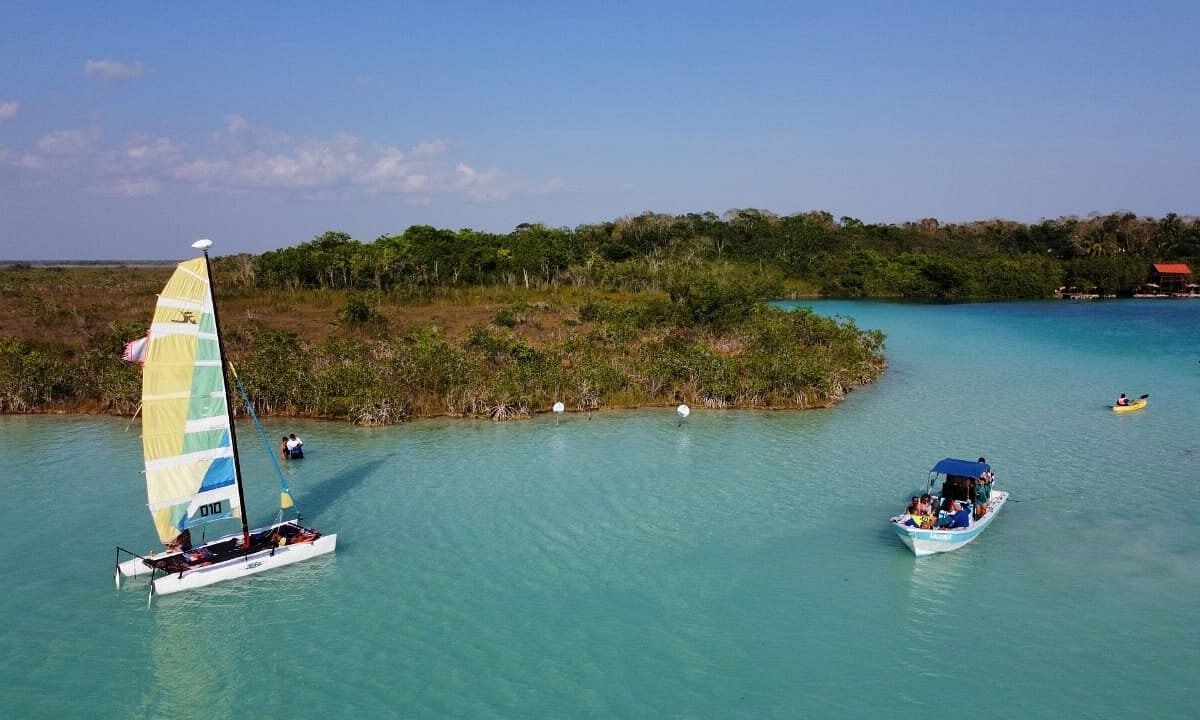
[931,457,991,478]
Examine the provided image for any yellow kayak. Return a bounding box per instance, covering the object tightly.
[1112,397,1147,413]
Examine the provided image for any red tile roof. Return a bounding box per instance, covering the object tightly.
[1154,263,1192,274]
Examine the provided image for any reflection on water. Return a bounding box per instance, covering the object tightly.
[140,602,232,720]
[137,558,339,720]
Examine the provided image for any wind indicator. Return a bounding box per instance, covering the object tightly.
[676,403,690,426]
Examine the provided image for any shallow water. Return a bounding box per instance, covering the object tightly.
[1,299,1197,718]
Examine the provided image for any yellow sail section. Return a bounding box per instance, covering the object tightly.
[142,257,241,545]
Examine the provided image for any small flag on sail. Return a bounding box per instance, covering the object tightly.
[122,334,149,364]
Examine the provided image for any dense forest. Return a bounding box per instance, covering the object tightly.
[2,209,1197,422]
[246,209,1199,299]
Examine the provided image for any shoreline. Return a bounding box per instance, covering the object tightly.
[0,395,850,424]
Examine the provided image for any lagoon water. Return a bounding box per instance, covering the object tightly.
[2,300,1198,719]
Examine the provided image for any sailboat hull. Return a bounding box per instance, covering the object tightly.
[152,534,337,595]
[117,531,337,595]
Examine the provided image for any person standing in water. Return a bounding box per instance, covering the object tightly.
[286,433,304,459]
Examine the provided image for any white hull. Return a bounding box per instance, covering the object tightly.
[154,534,336,595]
[891,491,1008,556]
[116,527,336,596]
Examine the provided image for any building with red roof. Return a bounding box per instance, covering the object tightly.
[1152,263,1192,294]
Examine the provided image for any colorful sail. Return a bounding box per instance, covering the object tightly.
[141,258,242,544]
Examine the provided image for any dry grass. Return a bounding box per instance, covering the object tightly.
[0,265,173,344]
[0,264,582,351]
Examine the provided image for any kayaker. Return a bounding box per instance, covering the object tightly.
[1116,393,1130,406]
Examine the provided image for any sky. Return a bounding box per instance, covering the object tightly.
[2,1,1198,261]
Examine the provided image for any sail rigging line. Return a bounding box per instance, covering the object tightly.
[229,362,300,525]
[196,245,252,549]
[124,401,143,432]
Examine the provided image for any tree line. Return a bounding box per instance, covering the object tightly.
[239,210,1200,300]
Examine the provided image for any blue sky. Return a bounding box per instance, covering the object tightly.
[2,1,1198,260]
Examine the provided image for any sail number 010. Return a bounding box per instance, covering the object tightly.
[197,502,224,517]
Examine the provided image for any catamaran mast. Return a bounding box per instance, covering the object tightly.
[194,239,251,547]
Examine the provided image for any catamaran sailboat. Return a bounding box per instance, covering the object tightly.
[114,239,336,600]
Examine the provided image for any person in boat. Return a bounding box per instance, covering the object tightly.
[973,480,989,520]
[1116,393,1130,406]
[900,498,921,527]
[918,494,934,515]
[166,528,192,552]
[938,499,972,529]
[902,495,934,528]
[973,458,993,519]
[185,546,213,564]
[286,433,304,459]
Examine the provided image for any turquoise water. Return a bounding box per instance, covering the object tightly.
[1,300,1198,719]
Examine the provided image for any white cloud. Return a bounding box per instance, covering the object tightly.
[530,177,566,196]
[178,131,365,190]
[409,139,450,160]
[226,115,250,134]
[125,135,183,162]
[0,101,18,122]
[84,59,147,82]
[17,153,48,170]
[90,178,161,197]
[455,163,508,201]
[36,129,102,157]
[7,115,559,205]
[11,128,103,175]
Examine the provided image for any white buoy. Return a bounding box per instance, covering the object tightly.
[677,404,690,426]
[553,401,565,425]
